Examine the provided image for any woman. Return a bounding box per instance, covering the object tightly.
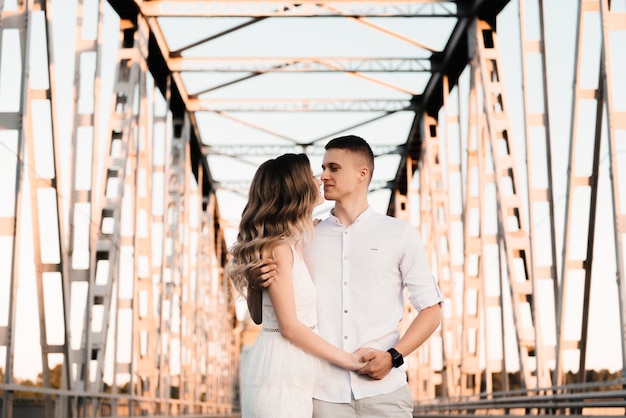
[229,153,367,417]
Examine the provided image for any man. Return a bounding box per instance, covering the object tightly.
[249,135,443,417]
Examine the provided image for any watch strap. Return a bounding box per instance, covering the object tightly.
[387,347,404,368]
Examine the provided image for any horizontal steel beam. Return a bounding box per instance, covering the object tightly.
[188,98,418,112]
[168,57,432,73]
[139,1,459,17]
[217,179,394,194]
[415,378,626,415]
[203,144,403,156]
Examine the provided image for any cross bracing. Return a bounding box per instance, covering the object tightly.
[1,0,626,417]
[187,98,417,112]
[203,144,402,157]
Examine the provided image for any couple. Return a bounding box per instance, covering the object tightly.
[229,135,443,417]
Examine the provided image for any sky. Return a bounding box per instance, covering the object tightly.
[0,0,624,384]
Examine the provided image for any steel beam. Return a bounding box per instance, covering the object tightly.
[136,1,459,18]
[0,3,29,418]
[599,0,626,381]
[476,18,538,390]
[555,0,604,387]
[66,4,107,415]
[517,0,558,390]
[187,98,417,113]
[168,57,431,73]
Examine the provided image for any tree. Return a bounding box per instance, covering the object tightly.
[36,363,63,389]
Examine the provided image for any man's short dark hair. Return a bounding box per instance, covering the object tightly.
[325,135,375,176]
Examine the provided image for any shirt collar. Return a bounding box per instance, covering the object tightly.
[328,205,375,225]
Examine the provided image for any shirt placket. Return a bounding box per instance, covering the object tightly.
[341,227,353,351]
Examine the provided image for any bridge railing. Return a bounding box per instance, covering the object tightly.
[0,383,234,417]
[414,378,626,416]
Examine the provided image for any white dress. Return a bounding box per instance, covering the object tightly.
[241,244,320,418]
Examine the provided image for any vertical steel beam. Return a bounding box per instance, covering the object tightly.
[183,147,215,412]
[392,167,421,399]
[132,80,161,413]
[517,0,558,389]
[154,76,174,415]
[0,3,29,417]
[190,169,207,412]
[160,112,190,414]
[554,0,604,386]
[599,0,626,379]
[205,202,236,413]
[179,119,194,412]
[111,31,153,416]
[477,104,501,395]
[17,1,72,416]
[201,192,220,411]
[112,115,139,415]
[414,124,438,400]
[441,75,465,398]
[66,2,106,414]
[459,59,486,396]
[421,111,459,398]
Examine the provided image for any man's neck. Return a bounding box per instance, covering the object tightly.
[332,199,369,227]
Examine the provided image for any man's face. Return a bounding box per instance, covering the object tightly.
[320,148,367,202]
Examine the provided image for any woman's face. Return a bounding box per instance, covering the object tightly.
[312,173,324,206]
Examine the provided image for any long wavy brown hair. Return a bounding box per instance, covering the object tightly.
[229,153,320,296]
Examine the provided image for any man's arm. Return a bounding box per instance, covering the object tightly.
[246,285,263,324]
[358,303,442,380]
[358,225,443,379]
[246,258,279,324]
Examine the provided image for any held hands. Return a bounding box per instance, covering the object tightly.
[250,258,278,289]
[356,349,393,380]
[348,347,372,371]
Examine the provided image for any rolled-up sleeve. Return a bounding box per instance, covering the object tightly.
[401,227,444,311]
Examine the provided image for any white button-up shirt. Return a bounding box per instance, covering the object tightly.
[304,206,443,402]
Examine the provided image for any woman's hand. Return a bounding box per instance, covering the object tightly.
[348,347,373,371]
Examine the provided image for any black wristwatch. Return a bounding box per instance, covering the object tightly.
[387,348,404,368]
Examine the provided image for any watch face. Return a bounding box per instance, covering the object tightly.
[388,348,404,367]
[393,354,403,367]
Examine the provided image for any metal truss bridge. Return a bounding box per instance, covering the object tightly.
[1,0,625,417]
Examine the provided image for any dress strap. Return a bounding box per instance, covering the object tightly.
[288,241,303,262]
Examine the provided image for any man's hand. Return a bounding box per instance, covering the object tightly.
[250,258,278,288]
[356,349,393,380]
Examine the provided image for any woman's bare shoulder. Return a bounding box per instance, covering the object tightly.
[264,241,294,265]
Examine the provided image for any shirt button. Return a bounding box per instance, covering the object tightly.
[344,336,348,340]
[344,282,347,285]
[344,309,348,313]
[344,231,348,235]
[343,255,348,259]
